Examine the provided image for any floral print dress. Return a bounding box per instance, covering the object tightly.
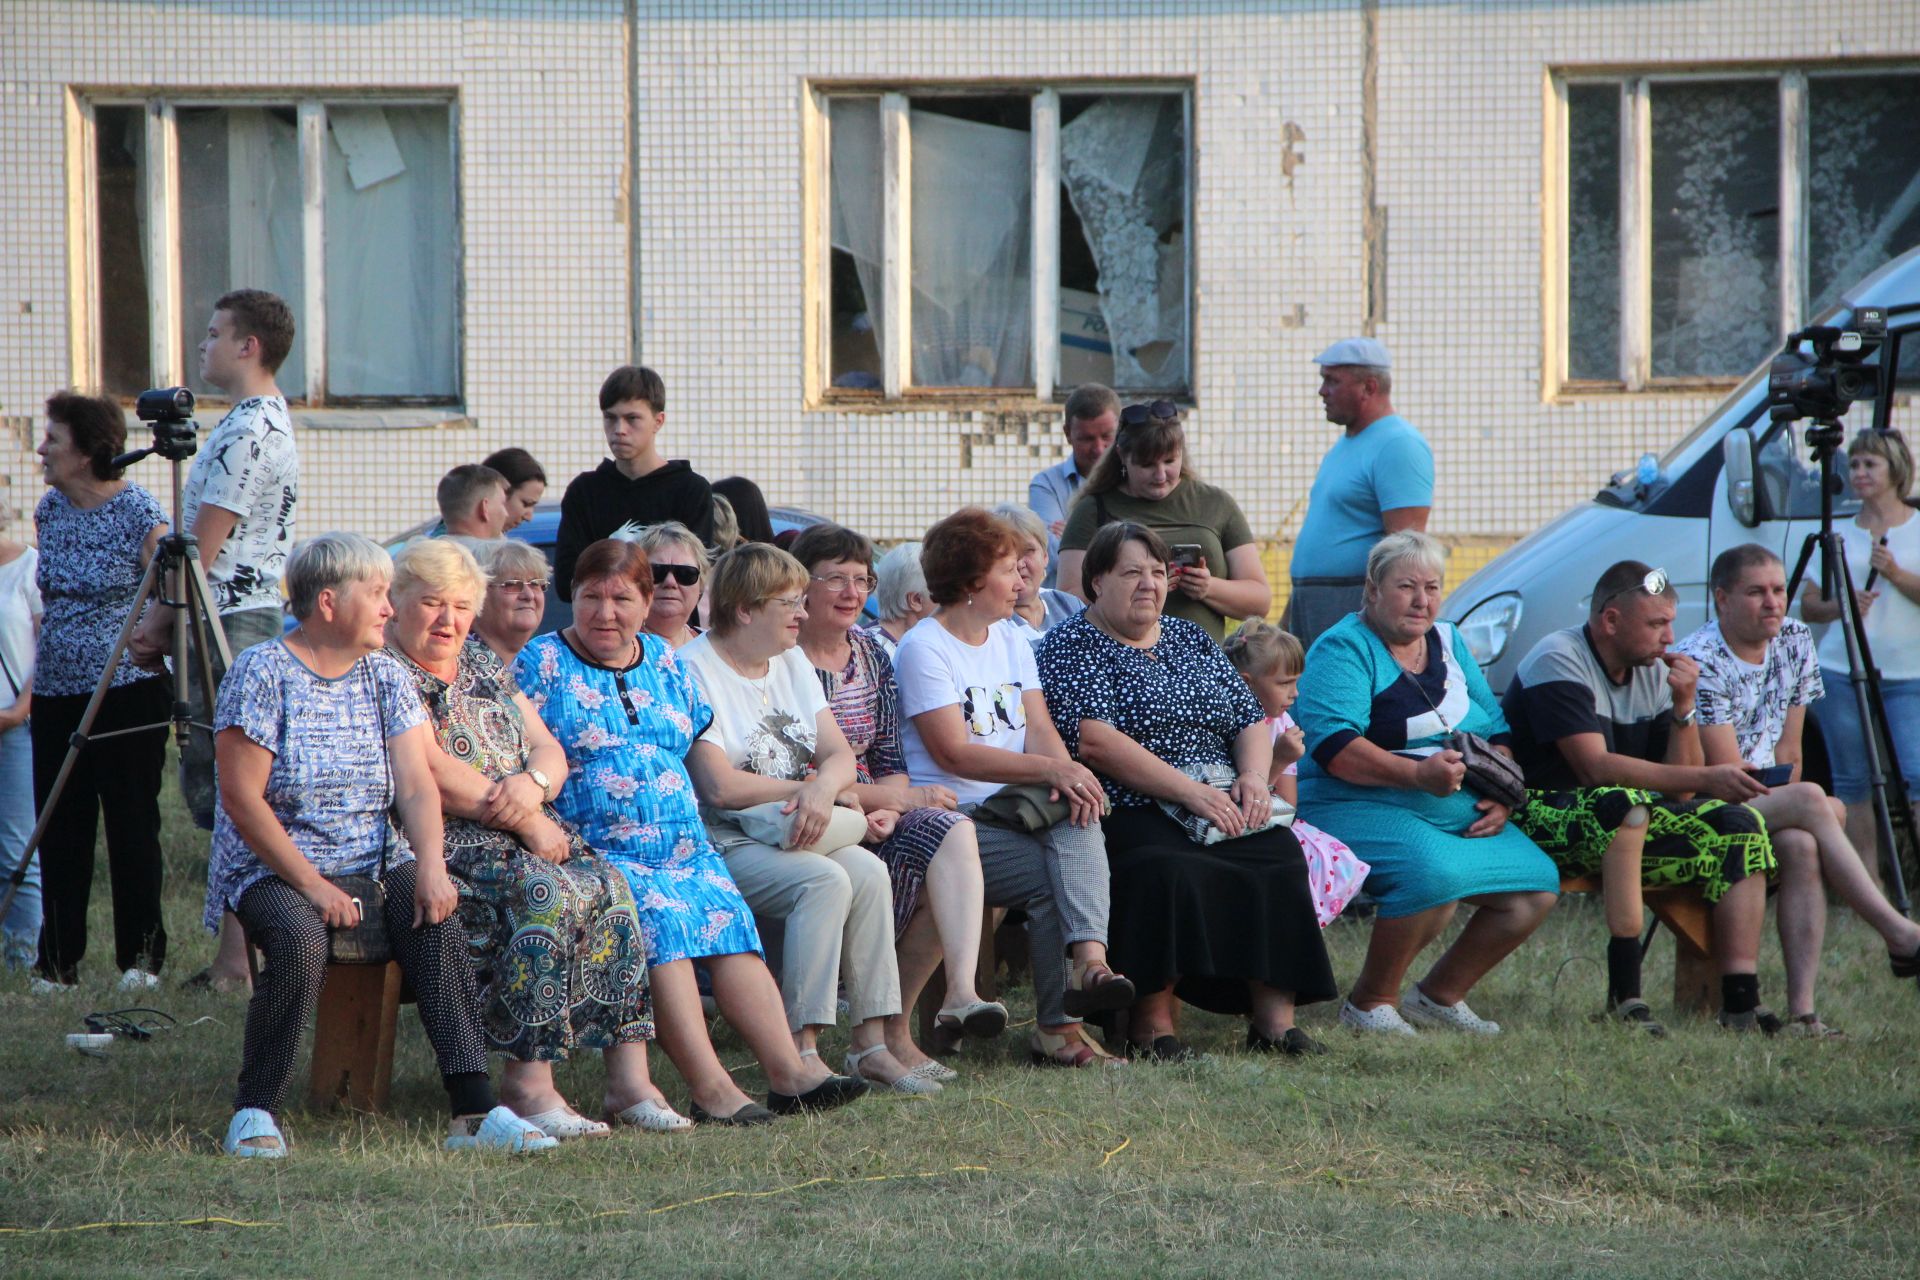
[515,630,762,965]
[395,637,652,1060]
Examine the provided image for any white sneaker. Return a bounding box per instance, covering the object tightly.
[117,968,161,992]
[29,976,77,996]
[1399,986,1501,1035]
[1339,999,1419,1036]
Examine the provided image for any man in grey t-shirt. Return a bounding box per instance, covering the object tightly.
[1503,560,1777,1033]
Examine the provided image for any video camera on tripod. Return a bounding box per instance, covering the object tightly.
[1768,306,1887,431]
[117,386,203,469]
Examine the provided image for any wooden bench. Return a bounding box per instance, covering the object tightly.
[307,960,407,1111]
[1559,875,1717,1015]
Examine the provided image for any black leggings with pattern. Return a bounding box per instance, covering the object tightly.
[232,862,494,1116]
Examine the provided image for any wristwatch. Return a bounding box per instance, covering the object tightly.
[526,767,553,801]
[1674,706,1697,727]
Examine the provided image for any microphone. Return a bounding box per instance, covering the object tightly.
[1863,535,1888,592]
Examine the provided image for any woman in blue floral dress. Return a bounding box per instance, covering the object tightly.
[517,538,866,1124]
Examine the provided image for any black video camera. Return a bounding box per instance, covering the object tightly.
[132,386,201,462]
[1768,307,1886,425]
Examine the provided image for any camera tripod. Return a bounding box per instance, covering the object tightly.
[1782,415,1915,916]
[0,431,233,934]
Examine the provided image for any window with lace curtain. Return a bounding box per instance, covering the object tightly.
[87,97,460,406]
[811,85,1191,403]
[1557,70,1920,392]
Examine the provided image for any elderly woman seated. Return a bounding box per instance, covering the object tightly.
[1038,523,1338,1058]
[385,539,670,1137]
[991,503,1085,641]
[678,545,928,1093]
[627,521,708,651]
[1292,531,1559,1036]
[790,523,1003,1081]
[893,508,1134,1067]
[866,542,933,658]
[516,538,865,1123]
[470,538,552,665]
[209,534,554,1157]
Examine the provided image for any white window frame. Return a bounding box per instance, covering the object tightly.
[801,81,1194,407]
[66,89,464,408]
[1544,63,1916,399]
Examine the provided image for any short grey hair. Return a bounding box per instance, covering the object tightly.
[1364,529,1446,588]
[1349,364,1392,394]
[990,503,1049,555]
[391,537,489,615]
[627,519,709,569]
[474,537,550,582]
[285,532,393,621]
[874,542,927,620]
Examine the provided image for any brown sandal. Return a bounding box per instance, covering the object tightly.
[1029,1024,1125,1068]
[1062,960,1136,1018]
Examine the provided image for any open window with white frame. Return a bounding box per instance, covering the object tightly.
[73,93,461,407]
[803,83,1192,404]
[1549,67,1920,393]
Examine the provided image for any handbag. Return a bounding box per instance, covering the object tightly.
[728,799,870,853]
[965,781,1074,834]
[324,661,396,965]
[1156,761,1296,846]
[1396,631,1529,812]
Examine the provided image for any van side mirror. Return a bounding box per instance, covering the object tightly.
[1722,428,1762,527]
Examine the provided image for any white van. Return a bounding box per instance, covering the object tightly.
[1443,246,1920,698]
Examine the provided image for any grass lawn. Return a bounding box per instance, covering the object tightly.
[3,764,1917,1278]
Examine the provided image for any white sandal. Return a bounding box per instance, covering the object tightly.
[845,1043,941,1095]
[607,1097,694,1133]
[222,1107,287,1159]
[519,1106,612,1141]
[909,1059,960,1083]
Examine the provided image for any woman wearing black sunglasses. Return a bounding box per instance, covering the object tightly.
[1056,401,1271,642]
[624,520,708,650]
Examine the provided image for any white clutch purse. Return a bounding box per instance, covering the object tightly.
[726,800,869,853]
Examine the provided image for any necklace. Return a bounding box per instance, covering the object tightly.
[717,641,776,706]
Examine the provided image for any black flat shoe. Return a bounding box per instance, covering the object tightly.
[1247,1025,1329,1057]
[765,1073,868,1116]
[1127,1034,1197,1062]
[688,1101,775,1127]
[1891,945,1920,980]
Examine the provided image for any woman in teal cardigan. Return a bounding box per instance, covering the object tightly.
[1293,532,1558,1038]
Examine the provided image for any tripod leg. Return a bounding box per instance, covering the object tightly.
[0,553,167,925]
[1828,537,1912,916]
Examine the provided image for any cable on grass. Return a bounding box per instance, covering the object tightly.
[0,1216,281,1236]
[482,1166,993,1230]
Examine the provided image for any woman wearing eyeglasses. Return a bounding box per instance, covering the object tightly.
[678,544,927,1094]
[1055,400,1270,643]
[516,538,864,1124]
[790,523,1003,1080]
[471,539,552,665]
[626,521,708,650]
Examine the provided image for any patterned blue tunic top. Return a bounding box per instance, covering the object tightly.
[514,630,762,964]
[34,485,167,696]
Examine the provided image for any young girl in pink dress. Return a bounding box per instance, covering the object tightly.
[1224,621,1370,926]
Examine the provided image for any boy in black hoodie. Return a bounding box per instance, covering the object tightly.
[555,365,716,599]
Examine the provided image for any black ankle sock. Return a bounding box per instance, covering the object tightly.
[1606,936,1642,1004]
[1721,973,1760,1016]
[444,1071,495,1119]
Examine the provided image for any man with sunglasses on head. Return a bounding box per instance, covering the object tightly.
[1502,560,1779,1034]
[1028,384,1119,585]
[1286,338,1433,650]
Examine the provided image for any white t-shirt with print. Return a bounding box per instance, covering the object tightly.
[678,635,826,777]
[892,616,1039,806]
[181,395,300,615]
[1677,617,1823,769]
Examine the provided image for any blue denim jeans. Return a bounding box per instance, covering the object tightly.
[1812,672,1920,803]
[0,721,40,969]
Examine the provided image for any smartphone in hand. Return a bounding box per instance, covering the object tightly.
[1751,763,1794,788]
[1169,544,1204,570]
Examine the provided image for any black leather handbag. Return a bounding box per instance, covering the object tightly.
[1399,635,1529,812]
[324,663,396,965]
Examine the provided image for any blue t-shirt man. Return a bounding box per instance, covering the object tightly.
[1286,337,1435,648]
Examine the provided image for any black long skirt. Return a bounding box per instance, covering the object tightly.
[1102,805,1339,1016]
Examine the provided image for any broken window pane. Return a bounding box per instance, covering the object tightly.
[1808,74,1920,316]
[1649,81,1779,379]
[96,106,151,398]
[827,97,884,390]
[1566,84,1620,381]
[325,104,457,398]
[177,106,306,398]
[908,96,1031,387]
[1059,93,1187,393]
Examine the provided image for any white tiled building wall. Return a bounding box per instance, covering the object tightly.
[2,0,1915,551]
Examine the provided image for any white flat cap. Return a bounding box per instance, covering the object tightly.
[1313,337,1392,368]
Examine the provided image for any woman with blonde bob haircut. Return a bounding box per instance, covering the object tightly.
[679,545,922,1093]
[386,538,668,1138]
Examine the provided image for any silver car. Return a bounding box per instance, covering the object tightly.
[1444,244,1920,695]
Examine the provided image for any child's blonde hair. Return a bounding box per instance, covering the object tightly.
[1223,618,1305,680]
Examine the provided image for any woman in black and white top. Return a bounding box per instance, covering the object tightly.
[29,390,172,992]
